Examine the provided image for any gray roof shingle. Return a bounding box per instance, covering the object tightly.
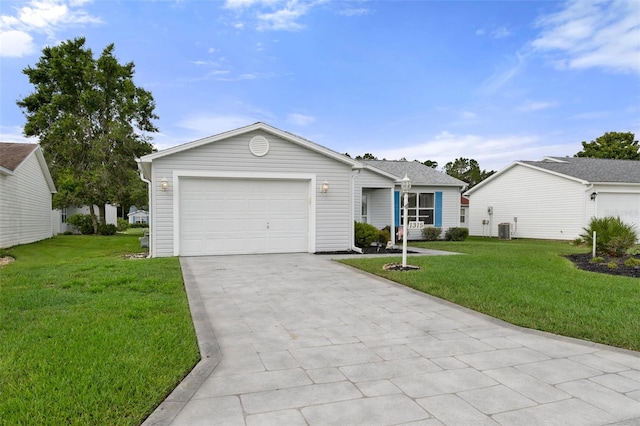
[364,160,466,187]
[521,156,640,183]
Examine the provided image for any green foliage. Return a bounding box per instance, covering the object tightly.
[581,216,638,256]
[129,223,150,228]
[422,226,442,241]
[623,257,640,267]
[422,160,438,168]
[575,131,640,160]
[590,256,605,264]
[444,227,469,241]
[116,217,130,232]
[571,237,584,246]
[17,37,157,226]
[66,213,95,235]
[355,153,378,160]
[354,221,379,248]
[627,245,640,256]
[443,157,495,189]
[607,261,618,269]
[97,224,117,235]
[378,227,391,245]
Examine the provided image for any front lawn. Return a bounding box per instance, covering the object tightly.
[340,238,640,352]
[0,235,199,425]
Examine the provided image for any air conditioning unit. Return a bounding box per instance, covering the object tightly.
[498,223,511,240]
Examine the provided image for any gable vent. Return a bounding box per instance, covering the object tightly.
[249,135,270,157]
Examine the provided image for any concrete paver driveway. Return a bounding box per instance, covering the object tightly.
[145,254,640,426]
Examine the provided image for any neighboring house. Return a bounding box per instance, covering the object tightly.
[128,208,149,224]
[52,204,118,234]
[0,142,56,248]
[465,156,640,240]
[136,122,467,257]
[460,195,469,227]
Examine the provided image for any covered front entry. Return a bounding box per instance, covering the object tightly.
[179,177,310,256]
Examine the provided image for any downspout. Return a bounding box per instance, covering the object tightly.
[136,159,152,258]
[351,169,363,253]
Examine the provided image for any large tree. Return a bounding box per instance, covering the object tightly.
[444,157,495,189]
[17,37,157,230]
[575,131,640,160]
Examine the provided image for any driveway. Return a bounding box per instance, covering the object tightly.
[144,253,640,426]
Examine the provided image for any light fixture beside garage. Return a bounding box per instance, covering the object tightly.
[249,135,270,157]
[321,180,330,193]
[161,177,169,192]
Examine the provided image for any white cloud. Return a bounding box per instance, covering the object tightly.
[223,0,327,32]
[491,27,512,39]
[0,125,37,143]
[478,51,528,95]
[518,101,555,112]
[532,0,640,74]
[287,113,315,126]
[0,30,35,57]
[257,4,308,31]
[371,131,575,171]
[339,7,370,17]
[0,0,101,57]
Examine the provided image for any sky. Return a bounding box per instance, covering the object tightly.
[1,0,639,172]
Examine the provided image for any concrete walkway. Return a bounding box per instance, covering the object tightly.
[144,253,640,426]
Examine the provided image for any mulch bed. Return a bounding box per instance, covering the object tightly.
[565,253,640,278]
[316,246,417,255]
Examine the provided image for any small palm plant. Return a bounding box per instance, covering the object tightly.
[581,216,638,257]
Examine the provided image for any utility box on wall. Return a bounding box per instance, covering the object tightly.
[498,223,511,240]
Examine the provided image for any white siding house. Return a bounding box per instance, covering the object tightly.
[137,123,467,257]
[128,209,149,224]
[465,157,640,241]
[52,204,118,234]
[0,143,56,248]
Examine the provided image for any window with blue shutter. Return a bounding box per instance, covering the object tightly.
[394,191,401,227]
[435,191,442,227]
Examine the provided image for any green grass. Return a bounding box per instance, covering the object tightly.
[340,238,640,352]
[0,235,199,425]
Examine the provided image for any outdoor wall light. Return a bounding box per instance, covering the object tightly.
[590,191,597,201]
[321,180,330,193]
[161,177,169,192]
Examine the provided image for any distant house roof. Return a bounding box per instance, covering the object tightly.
[128,210,148,217]
[0,142,38,173]
[466,156,640,196]
[461,195,469,206]
[521,157,640,184]
[364,160,466,187]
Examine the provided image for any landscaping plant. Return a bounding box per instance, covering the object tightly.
[581,216,637,256]
[354,221,379,248]
[421,226,442,241]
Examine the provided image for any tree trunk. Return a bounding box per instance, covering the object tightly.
[89,205,98,234]
[98,204,106,228]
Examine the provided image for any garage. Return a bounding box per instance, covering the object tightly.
[597,192,640,229]
[179,177,310,256]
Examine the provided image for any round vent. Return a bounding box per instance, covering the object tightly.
[249,135,270,157]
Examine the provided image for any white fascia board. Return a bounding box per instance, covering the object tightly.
[0,166,13,175]
[32,147,57,193]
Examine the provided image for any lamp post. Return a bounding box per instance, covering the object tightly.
[401,174,411,268]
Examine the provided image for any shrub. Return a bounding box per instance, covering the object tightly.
[354,221,379,248]
[607,261,618,269]
[378,228,390,245]
[66,213,95,235]
[130,223,149,228]
[445,227,469,241]
[571,237,584,246]
[581,216,637,256]
[624,257,640,267]
[98,224,117,236]
[627,245,640,256]
[117,218,130,232]
[422,227,442,241]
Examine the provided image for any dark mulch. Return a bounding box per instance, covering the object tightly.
[316,246,417,255]
[565,253,640,278]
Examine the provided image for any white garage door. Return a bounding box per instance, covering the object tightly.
[179,178,310,256]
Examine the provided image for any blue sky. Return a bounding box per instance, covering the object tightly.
[1,0,639,171]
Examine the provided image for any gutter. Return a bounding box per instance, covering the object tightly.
[136,159,153,258]
[350,169,363,254]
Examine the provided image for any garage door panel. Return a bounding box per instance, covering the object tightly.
[180,178,310,256]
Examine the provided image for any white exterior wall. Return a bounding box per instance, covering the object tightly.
[468,165,587,240]
[592,184,640,238]
[353,169,394,229]
[0,152,53,248]
[150,129,354,257]
[404,185,462,240]
[53,204,118,233]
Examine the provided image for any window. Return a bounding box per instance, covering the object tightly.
[61,207,68,223]
[361,194,368,223]
[460,208,466,224]
[401,193,434,225]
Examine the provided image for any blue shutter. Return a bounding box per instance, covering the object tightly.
[394,191,401,227]
[435,191,443,227]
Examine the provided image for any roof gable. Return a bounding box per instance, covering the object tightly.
[466,156,640,196]
[0,142,37,173]
[137,122,361,179]
[363,160,466,187]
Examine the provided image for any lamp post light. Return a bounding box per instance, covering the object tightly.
[401,173,411,268]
